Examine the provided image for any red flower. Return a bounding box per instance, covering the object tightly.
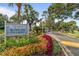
[42,34,53,56]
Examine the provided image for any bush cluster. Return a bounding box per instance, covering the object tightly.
[0,35,48,56]
[6,35,38,47]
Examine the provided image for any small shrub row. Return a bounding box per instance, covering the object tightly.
[6,35,38,47]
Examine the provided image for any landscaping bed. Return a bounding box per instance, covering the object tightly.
[0,34,65,56]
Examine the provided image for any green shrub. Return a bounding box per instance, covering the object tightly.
[53,40,61,55]
[29,36,38,44]
[0,35,4,44]
[0,44,5,52]
[17,39,29,47]
[6,39,17,47]
[0,35,47,56]
[6,35,38,48]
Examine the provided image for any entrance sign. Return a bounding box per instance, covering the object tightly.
[5,23,29,36]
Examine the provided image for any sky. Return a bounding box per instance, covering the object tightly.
[0,3,51,18]
[0,3,79,26]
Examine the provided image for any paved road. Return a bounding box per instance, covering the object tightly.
[47,32,79,56]
[52,32,79,43]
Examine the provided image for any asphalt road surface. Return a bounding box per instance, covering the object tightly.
[47,31,79,56]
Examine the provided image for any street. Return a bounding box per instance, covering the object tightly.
[47,31,79,56]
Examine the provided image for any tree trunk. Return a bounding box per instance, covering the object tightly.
[29,23,31,31]
[18,7,21,23]
[16,3,21,23]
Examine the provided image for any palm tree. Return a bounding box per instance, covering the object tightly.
[9,3,22,23]
[10,13,23,23]
[31,10,39,26]
[23,4,39,31]
[42,11,48,20]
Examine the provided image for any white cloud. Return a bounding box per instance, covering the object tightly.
[0,7,15,18]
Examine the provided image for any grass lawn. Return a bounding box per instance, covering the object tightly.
[63,30,79,38]
[74,30,79,34]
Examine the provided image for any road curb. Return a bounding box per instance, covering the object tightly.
[47,34,73,56]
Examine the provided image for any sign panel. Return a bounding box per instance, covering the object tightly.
[5,23,29,36]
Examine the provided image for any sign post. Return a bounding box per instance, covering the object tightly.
[4,21,6,47]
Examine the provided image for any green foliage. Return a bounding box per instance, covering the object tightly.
[41,3,78,32]
[66,30,79,38]
[74,30,79,34]
[54,21,77,32]
[0,45,5,52]
[0,35,48,56]
[0,29,4,34]
[0,14,8,29]
[29,36,38,43]
[33,26,42,35]
[10,14,23,23]
[6,35,38,48]
[23,4,39,31]
[53,40,61,55]
[0,21,4,29]
[6,39,17,47]
[0,35,4,44]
